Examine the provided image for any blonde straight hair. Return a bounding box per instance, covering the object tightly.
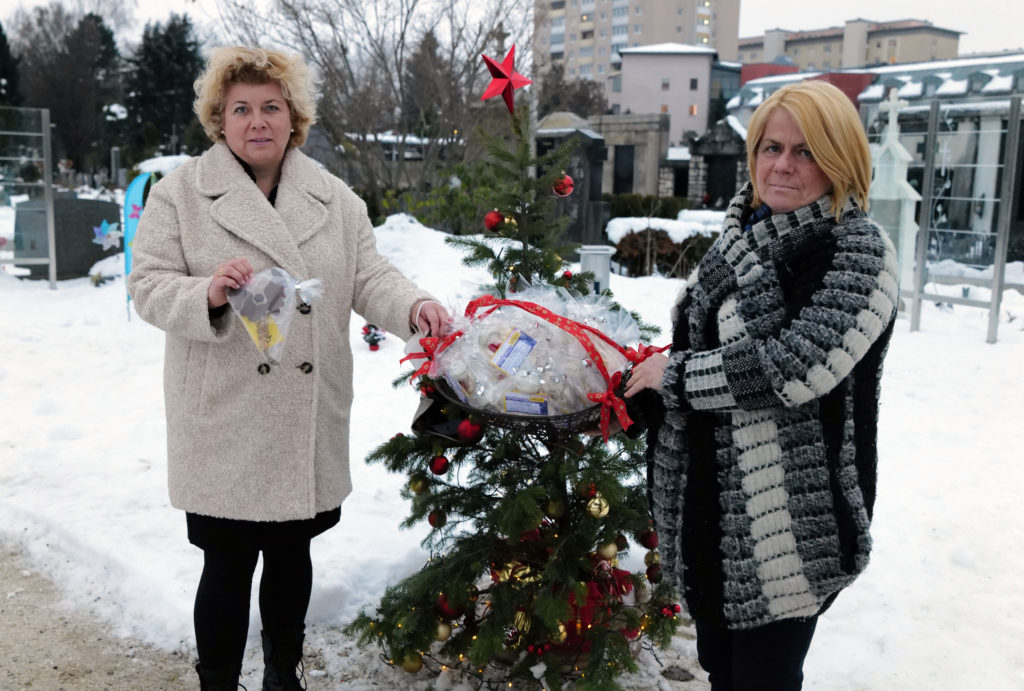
[746,79,872,220]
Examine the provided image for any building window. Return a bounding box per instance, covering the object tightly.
[689,104,698,116]
[550,0,565,8]
[823,60,830,68]
[690,77,698,90]
[824,44,832,53]
[635,5,642,13]
[634,23,642,33]
[598,64,605,74]
[792,47,799,56]
[613,25,628,36]
[579,46,594,57]
[600,29,607,38]
[582,30,594,39]
[611,75,622,93]
[662,77,670,91]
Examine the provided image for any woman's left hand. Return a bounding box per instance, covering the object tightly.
[411,300,450,336]
[623,353,668,398]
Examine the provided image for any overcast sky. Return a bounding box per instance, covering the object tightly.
[3,1,1019,59]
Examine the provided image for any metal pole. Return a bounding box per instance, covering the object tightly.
[986,96,1021,344]
[910,100,940,331]
[41,109,56,289]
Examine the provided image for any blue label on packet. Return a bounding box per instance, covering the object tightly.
[443,372,470,403]
[505,391,549,416]
[491,329,537,374]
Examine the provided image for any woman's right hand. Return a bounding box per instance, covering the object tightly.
[623,353,668,398]
[207,258,254,308]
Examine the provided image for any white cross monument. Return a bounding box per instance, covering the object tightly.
[869,88,921,297]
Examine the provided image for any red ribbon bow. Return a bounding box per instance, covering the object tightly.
[400,333,460,381]
[587,371,633,443]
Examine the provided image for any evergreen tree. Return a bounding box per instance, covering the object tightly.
[125,14,205,162]
[346,104,681,689]
[537,63,607,119]
[0,22,22,106]
[13,7,120,174]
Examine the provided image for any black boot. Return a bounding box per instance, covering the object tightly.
[195,662,245,691]
[261,629,306,691]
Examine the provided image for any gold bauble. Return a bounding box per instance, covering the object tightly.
[545,497,566,519]
[434,621,452,642]
[587,492,610,518]
[401,653,423,673]
[408,474,428,494]
[596,541,618,561]
[550,621,568,644]
[644,550,661,566]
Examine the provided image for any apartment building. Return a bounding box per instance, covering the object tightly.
[737,19,960,71]
[532,0,740,113]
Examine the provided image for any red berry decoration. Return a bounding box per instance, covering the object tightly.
[429,455,450,475]
[639,528,659,549]
[552,172,574,197]
[456,418,485,444]
[428,509,447,528]
[484,209,504,232]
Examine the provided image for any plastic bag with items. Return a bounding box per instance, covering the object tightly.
[428,287,641,418]
[227,267,324,365]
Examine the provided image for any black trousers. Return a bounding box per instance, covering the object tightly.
[193,541,313,671]
[695,617,818,691]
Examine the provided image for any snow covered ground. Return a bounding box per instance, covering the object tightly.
[1,212,1023,689]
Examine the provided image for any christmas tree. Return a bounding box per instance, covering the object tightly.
[345,46,681,690]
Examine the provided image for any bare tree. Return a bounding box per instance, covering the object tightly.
[212,0,532,210]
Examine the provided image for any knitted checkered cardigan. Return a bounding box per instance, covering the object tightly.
[647,182,899,630]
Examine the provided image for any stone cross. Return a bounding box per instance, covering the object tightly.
[878,87,909,143]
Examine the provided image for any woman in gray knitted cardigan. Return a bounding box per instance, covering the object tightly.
[624,80,899,690]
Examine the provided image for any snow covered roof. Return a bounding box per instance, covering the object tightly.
[726,115,747,140]
[618,42,717,56]
[666,146,691,162]
[136,155,190,175]
[935,78,968,96]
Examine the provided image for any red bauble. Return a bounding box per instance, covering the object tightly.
[646,563,663,583]
[437,592,465,620]
[553,172,574,197]
[456,418,485,444]
[562,270,572,279]
[484,210,504,232]
[429,455,450,475]
[428,509,447,528]
[639,528,659,549]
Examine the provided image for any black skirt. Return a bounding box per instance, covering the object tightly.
[186,507,341,551]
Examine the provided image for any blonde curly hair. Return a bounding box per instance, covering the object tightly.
[194,45,318,148]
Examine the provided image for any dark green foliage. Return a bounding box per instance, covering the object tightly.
[537,62,607,119]
[603,193,692,220]
[347,103,681,689]
[0,22,22,106]
[124,14,205,162]
[15,8,120,172]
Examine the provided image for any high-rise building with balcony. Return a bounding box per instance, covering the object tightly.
[533,0,740,113]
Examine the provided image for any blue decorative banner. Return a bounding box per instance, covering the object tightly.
[123,172,153,278]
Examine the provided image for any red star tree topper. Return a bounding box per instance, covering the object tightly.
[480,45,532,114]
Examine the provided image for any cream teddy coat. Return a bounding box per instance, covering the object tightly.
[128,142,433,522]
